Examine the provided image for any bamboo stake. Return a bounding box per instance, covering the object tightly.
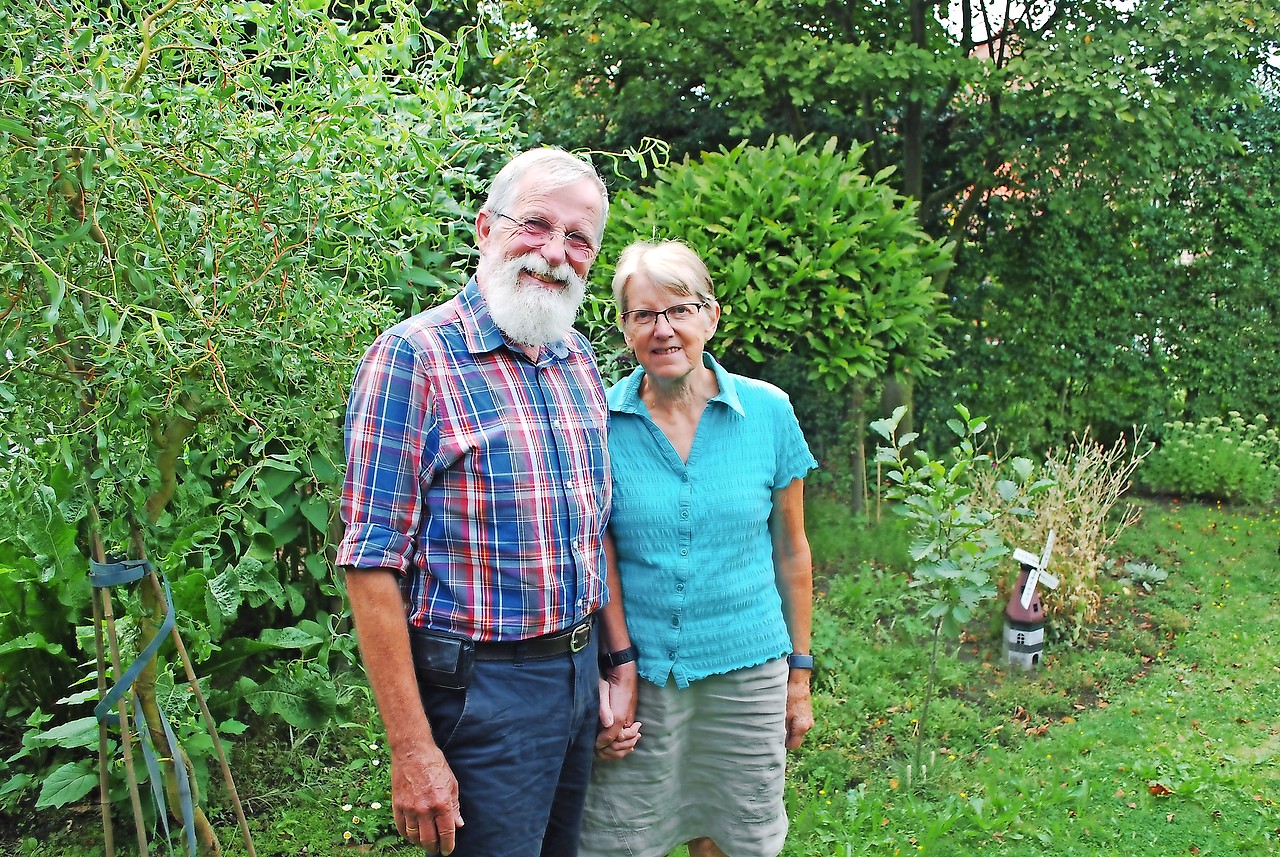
[148,570,258,857]
[90,587,115,857]
[876,461,882,523]
[99,583,151,857]
[90,525,151,857]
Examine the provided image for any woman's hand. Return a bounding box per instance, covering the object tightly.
[784,671,814,749]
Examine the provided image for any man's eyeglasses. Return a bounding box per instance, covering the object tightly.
[619,302,706,328]
[494,212,598,262]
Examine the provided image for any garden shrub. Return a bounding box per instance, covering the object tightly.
[871,404,1055,776]
[972,431,1153,646]
[1138,413,1280,506]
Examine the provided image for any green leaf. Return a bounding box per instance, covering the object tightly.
[0,632,64,657]
[219,719,250,736]
[0,117,32,138]
[30,716,98,750]
[209,566,243,619]
[243,663,337,730]
[35,761,97,809]
[300,495,330,533]
[258,626,326,650]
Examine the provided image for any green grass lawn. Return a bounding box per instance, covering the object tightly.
[785,495,1280,856]
[5,496,1278,856]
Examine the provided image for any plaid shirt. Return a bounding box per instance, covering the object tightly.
[336,279,611,641]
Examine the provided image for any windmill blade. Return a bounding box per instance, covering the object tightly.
[1020,567,1042,610]
[1012,548,1040,567]
[1039,570,1061,590]
[1038,530,1056,572]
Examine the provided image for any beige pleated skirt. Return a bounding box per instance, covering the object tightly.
[579,657,790,857]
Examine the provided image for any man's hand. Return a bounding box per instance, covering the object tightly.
[393,740,465,854]
[346,571,465,855]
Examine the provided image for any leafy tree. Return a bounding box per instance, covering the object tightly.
[511,0,1279,449]
[0,0,525,841]
[582,135,955,509]
[513,0,1276,237]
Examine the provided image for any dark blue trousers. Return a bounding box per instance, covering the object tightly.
[417,634,599,857]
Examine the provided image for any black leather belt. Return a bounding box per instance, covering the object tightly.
[473,617,594,661]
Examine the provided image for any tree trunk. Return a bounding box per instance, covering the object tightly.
[848,382,869,515]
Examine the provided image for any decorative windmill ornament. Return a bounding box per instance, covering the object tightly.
[1003,530,1060,669]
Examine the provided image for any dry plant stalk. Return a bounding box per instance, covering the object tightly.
[974,429,1154,645]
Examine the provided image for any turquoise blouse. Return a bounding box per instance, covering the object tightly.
[606,354,818,688]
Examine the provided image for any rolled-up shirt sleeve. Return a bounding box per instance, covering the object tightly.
[336,332,436,574]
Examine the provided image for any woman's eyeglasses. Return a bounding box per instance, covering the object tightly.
[619,302,706,328]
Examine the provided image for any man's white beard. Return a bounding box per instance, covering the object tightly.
[480,252,587,347]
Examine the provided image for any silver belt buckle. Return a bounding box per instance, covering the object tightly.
[569,622,591,654]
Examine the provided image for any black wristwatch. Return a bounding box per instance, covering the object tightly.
[599,646,639,671]
[787,653,815,670]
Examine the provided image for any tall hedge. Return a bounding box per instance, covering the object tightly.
[919,99,1280,454]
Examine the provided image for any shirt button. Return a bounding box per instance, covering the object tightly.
[675,583,685,592]
[681,474,689,483]
[680,510,689,519]
[668,651,677,659]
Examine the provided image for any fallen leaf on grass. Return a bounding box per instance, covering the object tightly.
[1150,782,1174,796]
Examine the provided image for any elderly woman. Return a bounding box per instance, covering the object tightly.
[580,241,817,857]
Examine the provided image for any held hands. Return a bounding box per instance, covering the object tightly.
[595,662,641,760]
[393,740,465,855]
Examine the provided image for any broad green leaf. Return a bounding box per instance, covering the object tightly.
[30,716,98,750]
[35,761,97,809]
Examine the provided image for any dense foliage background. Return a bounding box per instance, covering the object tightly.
[0,0,525,827]
[1,0,1277,853]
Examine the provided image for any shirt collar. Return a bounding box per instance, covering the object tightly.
[608,353,745,417]
[457,278,575,362]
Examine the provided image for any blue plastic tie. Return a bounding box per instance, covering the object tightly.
[92,561,176,723]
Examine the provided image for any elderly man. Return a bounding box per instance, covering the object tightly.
[337,148,638,857]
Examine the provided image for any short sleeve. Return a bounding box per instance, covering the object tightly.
[336,333,438,573]
[772,392,818,489]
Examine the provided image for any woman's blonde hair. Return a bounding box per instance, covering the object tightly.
[611,241,716,312]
